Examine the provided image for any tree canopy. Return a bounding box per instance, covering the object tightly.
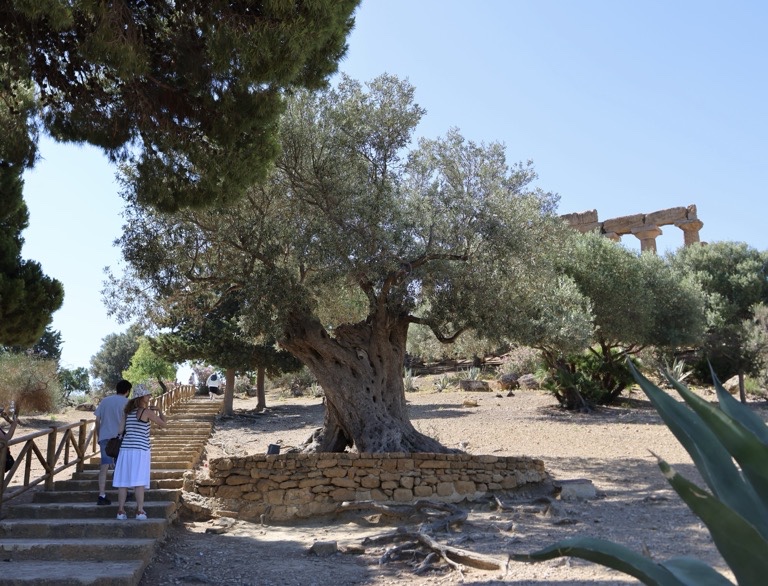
[0,0,359,211]
[0,165,64,346]
[107,74,573,452]
[537,231,705,409]
[89,324,143,391]
[671,241,768,400]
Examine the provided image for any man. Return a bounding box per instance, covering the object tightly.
[94,379,131,505]
[206,372,221,400]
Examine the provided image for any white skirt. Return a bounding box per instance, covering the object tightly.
[112,448,151,488]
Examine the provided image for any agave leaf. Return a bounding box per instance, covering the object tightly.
[658,458,768,586]
[630,363,768,534]
[511,537,683,585]
[665,374,768,502]
[663,557,734,585]
[709,366,768,445]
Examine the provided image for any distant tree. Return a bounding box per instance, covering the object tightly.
[537,232,705,409]
[59,366,90,402]
[0,1,359,212]
[107,75,574,453]
[149,290,301,415]
[671,241,768,401]
[89,324,143,391]
[122,337,176,394]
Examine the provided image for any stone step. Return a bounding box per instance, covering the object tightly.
[0,518,168,539]
[54,478,183,491]
[0,560,147,586]
[33,488,180,504]
[71,469,189,481]
[0,395,216,585]
[0,537,156,562]
[3,500,176,520]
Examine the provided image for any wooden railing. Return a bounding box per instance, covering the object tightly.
[0,384,197,516]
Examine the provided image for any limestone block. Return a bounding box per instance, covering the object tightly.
[265,489,285,505]
[561,209,599,225]
[216,485,246,499]
[316,459,338,469]
[330,477,357,488]
[414,485,434,497]
[393,488,414,502]
[396,459,415,471]
[381,480,399,490]
[214,458,234,471]
[284,488,313,505]
[370,489,388,501]
[323,467,347,478]
[329,488,356,502]
[646,206,687,225]
[360,475,380,489]
[298,478,327,488]
[225,475,253,486]
[355,490,372,501]
[455,481,477,495]
[436,482,455,497]
[400,476,415,489]
[602,213,644,234]
[309,541,339,557]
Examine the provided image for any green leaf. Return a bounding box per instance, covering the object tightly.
[667,373,768,503]
[511,537,684,585]
[662,557,734,586]
[630,363,768,535]
[658,458,768,586]
[709,366,768,445]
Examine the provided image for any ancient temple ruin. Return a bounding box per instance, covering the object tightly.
[561,204,703,253]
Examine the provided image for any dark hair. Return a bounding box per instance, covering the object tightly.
[116,380,132,395]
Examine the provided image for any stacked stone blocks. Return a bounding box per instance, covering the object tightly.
[193,452,546,521]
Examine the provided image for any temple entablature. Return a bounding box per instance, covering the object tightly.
[561,204,703,253]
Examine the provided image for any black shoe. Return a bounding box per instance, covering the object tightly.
[97,495,111,506]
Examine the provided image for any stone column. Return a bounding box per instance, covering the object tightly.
[675,219,704,246]
[631,225,662,254]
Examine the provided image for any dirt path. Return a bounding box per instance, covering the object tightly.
[137,385,745,585]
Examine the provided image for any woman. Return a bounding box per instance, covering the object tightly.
[112,385,166,520]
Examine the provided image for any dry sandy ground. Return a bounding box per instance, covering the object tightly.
[135,382,755,586]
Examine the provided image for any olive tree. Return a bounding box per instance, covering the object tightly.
[671,241,768,401]
[108,75,575,453]
[536,232,706,409]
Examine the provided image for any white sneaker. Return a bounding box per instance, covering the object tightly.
[136,512,148,520]
[116,512,127,520]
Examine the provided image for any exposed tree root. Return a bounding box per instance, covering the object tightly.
[345,500,508,576]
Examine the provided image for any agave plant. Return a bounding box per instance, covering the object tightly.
[511,362,768,585]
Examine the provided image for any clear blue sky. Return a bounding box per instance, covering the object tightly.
[20,0,768,371]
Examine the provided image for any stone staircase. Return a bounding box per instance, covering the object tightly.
[0,397,221,585]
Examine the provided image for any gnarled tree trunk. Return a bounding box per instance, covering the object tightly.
[280,309,451,453]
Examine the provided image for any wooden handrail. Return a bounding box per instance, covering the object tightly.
[0,384,197,516]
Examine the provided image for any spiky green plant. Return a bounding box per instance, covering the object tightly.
[512,362,768,585]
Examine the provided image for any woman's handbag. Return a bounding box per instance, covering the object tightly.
[105,435,122,458]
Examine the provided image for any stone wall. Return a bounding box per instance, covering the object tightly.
[188,452,546,522]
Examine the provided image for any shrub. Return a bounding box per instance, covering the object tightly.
[544,346,635,409]
[513,363,768,585]
[0,353,60,413]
